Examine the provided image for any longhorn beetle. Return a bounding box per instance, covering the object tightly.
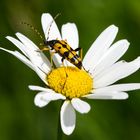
[21,14,84,69]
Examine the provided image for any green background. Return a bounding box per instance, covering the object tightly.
[0,0,140,140]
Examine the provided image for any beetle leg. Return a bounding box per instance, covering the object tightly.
[61,57,68,79]
[74,47,81,52]
[74,47,83,59]
[61,57,64,62]
[50,51,56,69]
[80,48,83,60]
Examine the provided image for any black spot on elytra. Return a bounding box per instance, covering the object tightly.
[62,44,67,48]
[64,51,69,57]
[70,57,75,63]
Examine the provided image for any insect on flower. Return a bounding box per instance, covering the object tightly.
[22,14,83,70]
[1,13,140,136]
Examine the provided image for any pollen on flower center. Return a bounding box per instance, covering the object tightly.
[47,66,93,99]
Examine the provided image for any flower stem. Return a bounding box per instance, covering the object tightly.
[57,102,63,140]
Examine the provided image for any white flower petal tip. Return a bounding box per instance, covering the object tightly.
[41,13,52,27]
[112,92,129,100]
[6,36,14,41]
[61,23,79,50]
[84,92,129,100]
[71,98,91,114]
[14,32,51,79]
[15,32,41,52]
[61,101,76,135]
[122,39,130,45]
[41,13,61,40]
[100,24,119,35]
[83,24,118,70]
[34,93,50,107]
[114,39,130,50]
[0,47,8,52]
[105,25,118,35]
[42,13,51,17]
[28,85,52,92]
[92,39,130,77]
[41,13,62,67]
[0,47,35,70]
[93,83,140,92]
[34,90,66,108]
[94,56,140,88]
[41,13,53,34]
[109,24,118,30]
[15,32,36,48]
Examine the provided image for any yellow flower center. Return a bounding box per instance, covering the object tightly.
[47,66,93,99]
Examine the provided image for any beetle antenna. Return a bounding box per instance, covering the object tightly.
[20,21,44,40]
[46,13,61,41]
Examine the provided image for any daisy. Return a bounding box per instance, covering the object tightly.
[1,13,140,136]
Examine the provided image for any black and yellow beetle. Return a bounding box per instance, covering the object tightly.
[43,39,82,69]
[21,14,83,69]
[38,13,83,69]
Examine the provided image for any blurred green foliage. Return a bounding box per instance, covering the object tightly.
[0,0,140,140]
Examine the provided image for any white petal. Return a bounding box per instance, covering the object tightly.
[94,57,140,88]
[94,83,140,92]
[16,32,39,50]
[84,92,128,100]
[6,36,28,57]
[31,65,47,84]
[71,98,90,114]
[41,13,62,67]
[94,60,126,81]
[51,53,62,68]
[0,47,34,70]
[61,23,79,50]
[34,92,50,107]
[83,25,118,70]
[60,101,76,135]
[34,91,65,108]
[41,13,61,40]
[39,92,66,100]
[16,32,51,74]
[0,47,47,84]
[91,39,129,75]
[29,85,52,92]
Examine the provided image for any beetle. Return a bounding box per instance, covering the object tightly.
[41,13,83,69]
[21,14,84,69]
[43,39,82,69]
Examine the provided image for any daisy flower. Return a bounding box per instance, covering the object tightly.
[1,13,140,136]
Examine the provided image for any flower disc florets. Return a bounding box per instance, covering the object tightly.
[47,66,93,99]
